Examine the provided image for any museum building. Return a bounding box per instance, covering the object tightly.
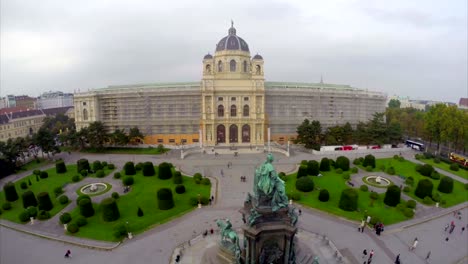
[74,24,386,146]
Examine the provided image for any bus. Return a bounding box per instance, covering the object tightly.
[449,153,468,168]
[405,140,424,151]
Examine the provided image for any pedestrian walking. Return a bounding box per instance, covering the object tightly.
[394,254,401,264]
[444,223,450,232]
[360,220,366,233]
[425,251,431,261]
[298,209,302,215]
[461,227,465,234]
[211,195,214,201]
[449,224,456,234]
[64,249,71,258]
[362,249,367,259]
[409,237,418,251]
[369,249,374,259]
[210,228,214,235]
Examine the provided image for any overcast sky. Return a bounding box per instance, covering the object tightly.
[1,0,467,103]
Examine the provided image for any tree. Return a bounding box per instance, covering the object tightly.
[79,197,95,217]
[388,99,401,108]
[296,119,322,150]
[111,129,129,146]
[338,188,358,211]
[319,157,330,171]
[306,160,319,176]
[438,176,454,194]
[86,122,108,151]
[157,188,174,210]
[415,179,433,199]
[33,128,58,158]
[424,104,446,152]
[37,192,53,211]
[3,182,19,202]
[129,127,144,143]
[22,190,38,208]
[101,198,120,222]
[367,113,388,145]
[383,185,401,206]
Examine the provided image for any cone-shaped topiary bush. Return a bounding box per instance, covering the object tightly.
[3,182,19,202]
[77,159,90,173]
[437,176,454,194]
[22,190,37,208]
[124,162,136,175]
[384,185,401,207]
[296,165,308,178]
[307,160,319,176]
[79,198,95,217]
[335,156,350,171]
[338,188,358,211]
[157,188,174,210]
[37,192,53,211]
[137,207,143,217]
[173,171,183,184]
[158,162,172,179]
[56,160,67,174]
[363,154,376,168]
[142,162,155,176]
[318,189,330,202]
[296,176,314,192]
[319,157,330,172]
[415,179,433,199]
[101,198,120,222]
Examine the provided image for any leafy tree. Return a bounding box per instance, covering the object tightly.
[296,119,322,150]
[388,99,401,108]
[86,122,108,151]
[129,127,144,143]
[111,129,129,146]
[424,104,446,152]
[33,128,58,158]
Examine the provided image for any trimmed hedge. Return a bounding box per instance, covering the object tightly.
[406,200,416,209]
[158,162,173,179]
[295,176,314,192]
[137,207,144,217]
[319,157,330,171]
[107,163,115,170]
[415,179,433,199]
[58,195,69,205]
[101,198,120,222]
[56,161,67,174]
[360,185,368,192]
[450,163,459,171]
[173,171,183,184]
[67,223,79,233]
[417,164,434,177]
[193,173,202,181]
[318,189,330,202]
[93,160,103,171]
[135,162,143,171]
[72,175,81,182]
[54,186,63,197]
[111,192,120,199]
[37,192,53,211]
[124,162,136,175]
[142,162,156,176]
[79,198,95,217]
[201,178,211,185]
[157,188,174,210]
[339,188,358,211]
[307,160,320,176]
[26,206,37,217]
[437,176,454,194]
[123,176,134,186]
[76,216,88,227]
[384,185,401,207]
[335,156,350,171]
[113,172,121,179]
[77,159,90,173]
[76,195,91,205]
[60,212,72,224]
[20,182,28,190]
[363,155,376,168]
[296,165,308,178]
[80,170,88,177]
[175,184,186,194]
[22,190,37,208]
[37,210,50,220]
[95,170,105,178]
[19,210,30,222]
[2,202,12,210]
[3,182,19,202]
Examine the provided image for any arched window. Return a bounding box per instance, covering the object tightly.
[243,61,247,72]
[231,105,237,117]
[243,105,249,117]
[205,64,211,73]
[230,60,236,72]
[83,109,88,121]
[218,61,223,72]
[218,105,224,117]
[255,65,261,75]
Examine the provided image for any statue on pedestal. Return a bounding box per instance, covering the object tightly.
[216,218,241,264]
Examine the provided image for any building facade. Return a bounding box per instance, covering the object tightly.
[74,25,387,146]
[37,91,74,109]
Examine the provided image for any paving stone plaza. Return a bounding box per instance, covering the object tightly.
[0,148,467,264]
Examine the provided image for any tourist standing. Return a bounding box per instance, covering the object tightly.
[394,254,401,264]
[409,237,418,251]
[362,249,367,259]
[425,251,431,262]
[64,250,71,258]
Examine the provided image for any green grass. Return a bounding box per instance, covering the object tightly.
[82,147,168,155]
[18,158,52,172]
[420,158,468,180]
[285,172,409,225]
[66,172,211,241]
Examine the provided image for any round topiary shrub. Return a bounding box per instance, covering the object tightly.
[175,184,186,194]
[22,190,37,208]
[342,172,350,180]
[438,176,454,194]
[33,169,41,176]
[339,188,358,211]
[431,192,441,202]
[76,195,90,205]
[39,171,48,179]
[386,166,396,175]
[201,178,211,185]
[353,158,361,165]
[111,192,120,199]
[335,156,350,171]
[403,186,411,193]
[77,159,90,173]
[95,170,105,178]
[360,185,368,192]
[142,162,156,176]
[3,182,19,202]
[60,212,72,224]
[379,164,386,172]
[290,192,301,201]
[200,196,209,205]
[449,163,459,171]
[2,202,12,210]
[417,164,434,177]
[101,161,108,167]
[123,176,134,186]
[80,169,88,177]
[296,165,308,178]
[107,163,115,170]
[415,179,433,199]
[101,197,120,222]
[295,176,314,192]
[307,160,319,176]
[193,173,203,181]
[368,215,381,226]
[19,210,30,222]
[405,176,414,186]
[158,162,173,179]
[92,160,103,171]
[319,157,330,171]
[58,195,69,205]
[403,208,414,217]
[396,203,406,212]
[135,162,143,171]
[351,167,358,173]
[173,171,183,184]
[26,206,37,217]
[318,189,330,202]
[72,175,81,182]
[335,168,343,174]
[384,185,401,207]
[113,172,121,179]
[54,186,63,197]
[20,182,28,190]
[362,154,376,168]
[36,210,50,220]
[423,196,433,205]
[37,192,53,211]
[124,162,136,175]
[79,198,95,217]
[56,160,67,174]
[406,200,417,209]
[430,171,440,180]
[67,223,79,233]
[365,166,373,172]
[76,216,88,227]
[157,188,174,210]
[194,178,201,184]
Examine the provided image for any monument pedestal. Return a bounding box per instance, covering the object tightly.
[217,244,238,264]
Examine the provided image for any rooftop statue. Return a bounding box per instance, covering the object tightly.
[254,153,289,211]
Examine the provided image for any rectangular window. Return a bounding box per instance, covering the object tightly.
[157,139,163,143]
[218,97,223,101]
[231,97,236,101]
[83,102,87,106]
[192,139,199,143]
[181,139,187,143]
[169,139,175,143]
[244,97,249,101]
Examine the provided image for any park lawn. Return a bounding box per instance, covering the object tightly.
[284,171,409,225]
[419,158,468,180]
[18,158,52,172]
[367,158,468,208]
[82,147,168,155]
[67,174,211,242]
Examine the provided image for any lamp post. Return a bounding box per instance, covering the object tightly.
[197,193,201,209]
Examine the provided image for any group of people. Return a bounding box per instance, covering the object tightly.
[362,249,374,264]
[374,222,384,236]
[240,176,247,182]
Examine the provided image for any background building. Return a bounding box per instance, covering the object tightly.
[37,91,74,109]
[74,25,387,146]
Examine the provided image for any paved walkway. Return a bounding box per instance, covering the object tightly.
[0,148,467,264]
